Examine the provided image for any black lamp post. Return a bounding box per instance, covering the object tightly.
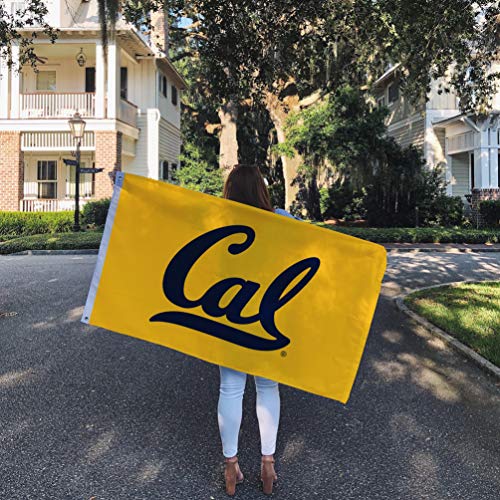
[68,112,86,232]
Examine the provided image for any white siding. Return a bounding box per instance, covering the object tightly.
[159,118,181,163]
[387,117,425,150]
[450,152,470,198]
[126,113,150,177]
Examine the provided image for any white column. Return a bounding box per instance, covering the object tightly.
[473,128,490,188]
[107,41,120,119]
[10,44,20,118]
[95,40,105,118]
[0,56,9,119]
[445,158,453,195]
[489,128,499,188]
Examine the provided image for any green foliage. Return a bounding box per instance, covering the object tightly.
[479,199,500,227]
[317,224,499,244]
[0,0,57,71]
[319,181,367,221]
[0,211,73,237]
[279,85,463,226]
[177,142,223,196]
[279,85,388,186]
[0,231,103,255]
[364,155,465,227]
[82,199,111,227]
[426,195,465,227]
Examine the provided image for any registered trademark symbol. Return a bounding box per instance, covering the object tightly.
[0,311,17,318]
[281,351,287,357]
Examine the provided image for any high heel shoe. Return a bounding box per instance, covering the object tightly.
[224,456,244,496]
[261,456,277,495]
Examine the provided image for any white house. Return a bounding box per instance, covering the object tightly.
[372,64,500,217]
[0,0,187,212]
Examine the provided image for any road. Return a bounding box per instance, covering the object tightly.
[0,252,499,500]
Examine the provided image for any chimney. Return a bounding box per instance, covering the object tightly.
[151,7,169,55]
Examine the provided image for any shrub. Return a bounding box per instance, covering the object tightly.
[0,211,73,237]
[425,195,464,227]
[0,231,103,255]
[319,181,367,221]
[317,225,499,244]
[479,199,500,227]
[82,198,111,227]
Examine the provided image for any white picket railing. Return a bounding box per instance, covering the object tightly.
[21,131,95,151]
[20,93,95,118]
[20,198,91,212]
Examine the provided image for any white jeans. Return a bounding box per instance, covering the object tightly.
[218,366,280,458]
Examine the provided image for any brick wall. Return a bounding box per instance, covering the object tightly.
[0,132,24,211]
[94,131,122,199]
[467,188,500,227]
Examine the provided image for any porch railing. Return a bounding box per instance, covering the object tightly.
[20,198,90,212]
[119,98,138,127]
[20,92,96,119]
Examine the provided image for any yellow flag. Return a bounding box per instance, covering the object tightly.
[82,172,386,403]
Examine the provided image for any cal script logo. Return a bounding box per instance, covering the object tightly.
[150,225,320,351]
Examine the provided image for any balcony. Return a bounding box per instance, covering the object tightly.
[20,92,96,119]
[19,92,138,127]
[119,98,138,128]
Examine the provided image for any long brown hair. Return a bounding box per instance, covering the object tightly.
[223,164,274,212]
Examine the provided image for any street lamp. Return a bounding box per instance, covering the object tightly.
[68,112,86,231]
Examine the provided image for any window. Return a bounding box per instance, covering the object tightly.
[171,85,178,106]
[388,82,399,104]
[376,96,386,108]
[85,67,96,93]
[120,67,128,100]
[36,71,56,92]
[160,74,167,98]
[160,160,169,180]
[37,160,57,199]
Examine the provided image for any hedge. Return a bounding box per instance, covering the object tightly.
[317,224,499,244]
[479,200,500,228]
[0,211,74,237]
[0,231,103,255]
[82,198,111,227]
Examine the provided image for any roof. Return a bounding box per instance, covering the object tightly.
[372,63,401,87]
[432,113,480,132]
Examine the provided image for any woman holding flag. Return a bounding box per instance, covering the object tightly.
[218,164,299,496]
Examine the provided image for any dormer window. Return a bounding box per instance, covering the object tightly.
[388,82,399,104]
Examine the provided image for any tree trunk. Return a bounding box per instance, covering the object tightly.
[218,98,239,179]
[264,90,302,212]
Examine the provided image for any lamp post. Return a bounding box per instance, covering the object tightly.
[68,112,86,232]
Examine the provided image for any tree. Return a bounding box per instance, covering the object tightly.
[0,0,57,69]
[106,1,500,211]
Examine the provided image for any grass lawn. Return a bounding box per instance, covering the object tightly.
[0,231,103,255]
[405,281,500,367]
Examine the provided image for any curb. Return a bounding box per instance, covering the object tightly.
[385,247,499,253]
[2,247,498,256]
[6,249,99,256]
[394,281,500,381]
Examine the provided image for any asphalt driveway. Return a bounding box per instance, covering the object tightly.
[0,252,499,499]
